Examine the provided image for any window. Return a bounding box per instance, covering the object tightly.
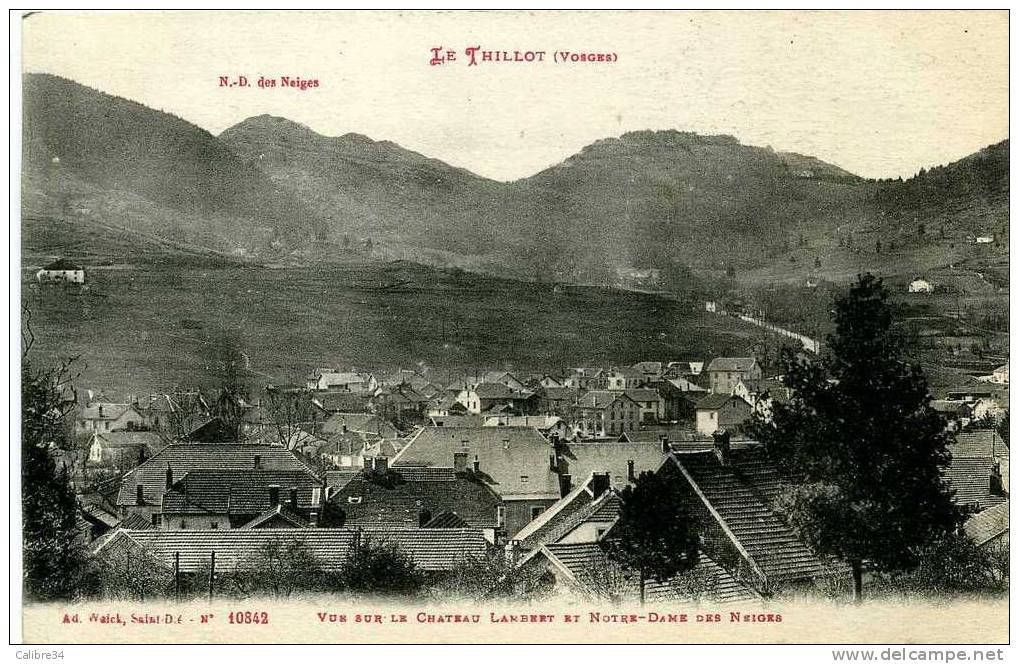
[150,514,158,526]
[530,506,544,520]
[520,475,529,483]
[210,521,219,529]
[596,528,607,539]
[180,520,187,529]
[312,487,322,505]
[496,505,506,527]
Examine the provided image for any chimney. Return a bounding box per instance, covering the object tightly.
[309,510,319,527]
[253,454,262,470]
[549,452,558,472]
[713,429,732,466]
[591,472,610,497]
[453,451,469,473]
[268,485,281,506]
[473,455,480,474]
[136,484,144,505]
[289,487,299,507]
[98,404,104,418]
[558,473,572,497]
[165,465,173,488]
[374,456,389,474]
[660,435,671,454]
[418,509,433,527]
[342,424,348,433]
[627,459,635,483]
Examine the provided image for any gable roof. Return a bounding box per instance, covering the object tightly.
[952,431,1009,459]
[483,415,564,430]
[513,476,620,550]
[160,469,323,515]
[539,386,583,401]
[94,527,488,572]
[318,412,397,438]
[667,377,708,393]
[330,470,501,528]
[622,388,662,402]
[575,390,636,409]
[42,258,84,271]
[537,543,757,603]
[91,431,166,454]
[238,504,310,529]
[115,443,320,507]
[422,511,471,528]
[945,457,1006,509]
[558,440,667,489]
[707,357,757,373]
[393,426,559,499]
[695,393,749,411]
[80,403,136,421]
[963,500,1009,546]
[671,447,828,586]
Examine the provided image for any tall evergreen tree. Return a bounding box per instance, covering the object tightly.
[602,470,700,604]
[749,274,961,601]
[22,356,87,601]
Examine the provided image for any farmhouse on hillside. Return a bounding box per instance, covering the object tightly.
[36,258,86,284]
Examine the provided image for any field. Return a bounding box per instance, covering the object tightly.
[21,262,767,399]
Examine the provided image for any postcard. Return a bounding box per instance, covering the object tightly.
[13,9,1009,645]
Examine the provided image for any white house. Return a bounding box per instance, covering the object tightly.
[908,279,934,294]
[36,259,85,284]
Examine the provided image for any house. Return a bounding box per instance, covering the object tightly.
[562,368,606,390]
[655,380,704,422]
[510,472,619,553]
[556,439,668,491]
[569,391,641,438]
[36,258,85,284]
[392,426,561,537]
[667,361,704,376]
[456,383,536,415]
[604,366,647,390]
[537,375,564,389]
[92,527,489,577]
[619,388,665,423]
[631,361,665,382]
[944,386,996,403]
[520,543,758,604]
[373,384,430,419]
[733,378,789,422]
[930,400,974,430]
[76,402,147,434]
[311,391,373,414]
[695,394,752,436]
[477,371,527,391]
[326,462,504,543]
[963,500,1009,550]
[304,430,369,469]
[317,412,399,439]
[87,431,165,469]
[908,278,934,294]
[159,469,326,530]
[991,363,1009,385]
[306,370,376,393]
[537,386,582,416]
[665,437,840,595]
[484,414,571,440]
[114,443,321,525]
[706,357,762,394]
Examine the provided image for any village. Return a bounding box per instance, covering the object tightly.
[55,335,1009,604]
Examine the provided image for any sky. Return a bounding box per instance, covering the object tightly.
[20,10,1009,182]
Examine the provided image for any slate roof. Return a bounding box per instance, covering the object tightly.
[952,431,1009,459]
[116,443,320,507]
[622,388,662,403]
[422,511,471,528]
[575,391,635,409]
[118,512,152,530]
[319,412,397,438]
[668,377,708,392]
[673,447,827,585]
[92,431,165,454]
[80,403,135,421]
[313,392,372,413]
[539,387,582,402]
[514,478,620,550]
[42,258,84,271]
[238,504,310,529]
[695,393,747,411]
[707,358,757,373]
[945,457,1006,509]
[430,415,487,428]
[325,469,361,489]
[964,501,1009,547]
[473,382,515,399]
[393,426,559,499]
[329,471,501,528]
[94,527,488,572]
[483,415,564,430]
[161,469,323,515]
[540,543,757,603]
[558,441,667,488]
